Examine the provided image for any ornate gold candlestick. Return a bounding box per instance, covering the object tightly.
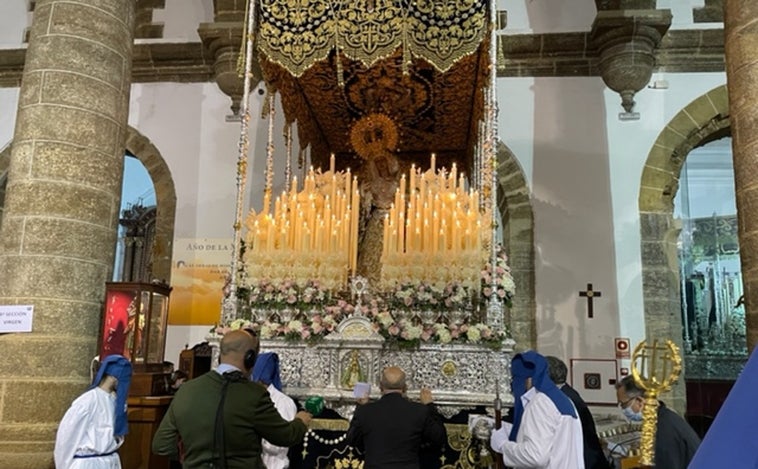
[630,339,682,467]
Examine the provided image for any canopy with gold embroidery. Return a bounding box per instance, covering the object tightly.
[255,0,492,174]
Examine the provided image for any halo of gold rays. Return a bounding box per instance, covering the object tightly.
[349,113,400,160]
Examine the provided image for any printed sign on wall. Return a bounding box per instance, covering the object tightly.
[168,238,234,325]
[0,305,34,332]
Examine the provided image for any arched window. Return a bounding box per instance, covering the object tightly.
[675,137,746,356]
[114,152,157,281]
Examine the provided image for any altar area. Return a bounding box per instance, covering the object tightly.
[210,0,517,464]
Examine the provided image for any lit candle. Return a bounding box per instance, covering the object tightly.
[431,153,436,173]
[330,153,335,173]
[432,210,439,254]
[345,168,352,197]
[351,187,360,274]
[267,217,275,251]
[440,219,448,252]
[323,198,332,246]
[316,220,324,253]
[399,211,405,254]
[383,214,390,258]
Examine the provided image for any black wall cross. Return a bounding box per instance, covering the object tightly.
[579,283,602,318]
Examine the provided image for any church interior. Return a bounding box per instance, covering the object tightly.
[0,0,756,468]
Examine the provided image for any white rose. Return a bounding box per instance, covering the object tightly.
[260,324,274,339]
[501,276,516,294]
[466,326,481,343]
[406,325,422,340]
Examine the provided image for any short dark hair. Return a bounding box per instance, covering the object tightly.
[616,375,644,398]
[171,370,188,382]
[546,356,568,385]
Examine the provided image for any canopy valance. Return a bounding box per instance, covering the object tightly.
[257,0,489,77]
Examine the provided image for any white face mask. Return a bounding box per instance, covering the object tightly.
[623,405,643,422]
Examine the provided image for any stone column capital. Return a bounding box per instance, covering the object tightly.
[198,21,262,117]
[590,9,672,115]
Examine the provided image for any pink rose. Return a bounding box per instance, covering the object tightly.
[389,325,400,336]
[421,330,432,341]
[301,329,311,339]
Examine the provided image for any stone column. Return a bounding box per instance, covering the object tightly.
[724,0,758,354]
[0,1,136,467]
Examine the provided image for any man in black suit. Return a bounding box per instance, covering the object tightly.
[546,356,611,469]
[346,366,447,469]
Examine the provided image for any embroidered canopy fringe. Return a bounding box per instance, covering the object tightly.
[257,0,489,77]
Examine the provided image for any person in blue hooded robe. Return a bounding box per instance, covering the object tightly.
[490,351,584,469]
[54,354,132,469]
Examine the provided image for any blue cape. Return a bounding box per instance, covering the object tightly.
[688,347,758,469]
[509,351,577,441]
[91,354,132,436]
[252,352,282,391]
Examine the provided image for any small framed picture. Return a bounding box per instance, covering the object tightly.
[569,358,618,405]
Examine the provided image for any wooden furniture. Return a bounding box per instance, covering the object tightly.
[685,378,736,437]
[179,341,213,379]
[119,396,173,469]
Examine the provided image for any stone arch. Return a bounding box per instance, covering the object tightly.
[638,84,730,411]
[0,128,176,283]
[124,126,176,283]
[496,141,536,351]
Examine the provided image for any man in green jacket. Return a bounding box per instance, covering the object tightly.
[152,330,311,468]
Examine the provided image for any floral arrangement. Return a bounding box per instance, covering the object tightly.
[213,296,509,350]
[244,279,330,311]
[480,245,515,308]
[220,245,515,349]
[370,310,506,349]
[299,280,330,309]
[389,281,473,312]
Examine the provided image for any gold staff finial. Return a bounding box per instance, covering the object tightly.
[630,339,682,467]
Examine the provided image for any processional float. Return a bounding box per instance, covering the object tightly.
[213,0,515,424]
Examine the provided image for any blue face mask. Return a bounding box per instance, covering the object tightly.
[623,405,643,422]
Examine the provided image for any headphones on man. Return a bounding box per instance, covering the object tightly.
[242,327,258,371]
[243,348,257,370]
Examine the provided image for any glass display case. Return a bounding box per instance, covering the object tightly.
[100,281,171,371]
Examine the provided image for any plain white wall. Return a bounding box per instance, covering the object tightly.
[153,0,213,41]
[0,1,27,47]
[0,89,19,149]
[503,0,597,33]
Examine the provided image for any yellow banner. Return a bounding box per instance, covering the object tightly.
[168,238,234,325]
